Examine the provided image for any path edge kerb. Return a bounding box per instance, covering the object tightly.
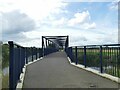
[67,57,120,84]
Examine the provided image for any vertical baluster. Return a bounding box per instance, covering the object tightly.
[69,47,74,62]
[106,46,108,73]
[39,48,41,58]
[32,47,33,61]
[75,46,78,65]
[26,48,28,64]
[20,47,22,74]
[8,41,15,89]
[84,46,86,68]
[118,47,119,77]
[110,47,112,75]
[114,47,117,76]
[100,46,103,73]
[36,48,37,60]
[21,48,25,72]
[23,48,25,68]
[113,47,115,76]
[111,47,114,76]
[18,47,21,81]
[108,47,110,74]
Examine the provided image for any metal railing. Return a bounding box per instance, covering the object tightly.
[8,41,42,89]
[65,44,120,78]
[43,47,58,56]
[8,41,58,89]
[8,41,58,90]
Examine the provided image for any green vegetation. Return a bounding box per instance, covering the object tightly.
[0,43,2,73]
[2,44,9,69]
[2,43,9,88]
[2,73,9,88]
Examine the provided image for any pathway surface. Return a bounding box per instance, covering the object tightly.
[23,51,119,88]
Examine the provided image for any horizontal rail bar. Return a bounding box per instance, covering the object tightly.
[71,44,120,48]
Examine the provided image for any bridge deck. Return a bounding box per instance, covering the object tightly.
[23,51,118,88]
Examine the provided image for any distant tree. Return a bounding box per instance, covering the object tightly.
[2,44,9,68]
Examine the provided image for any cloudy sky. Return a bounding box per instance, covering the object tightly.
[0,0,119,47]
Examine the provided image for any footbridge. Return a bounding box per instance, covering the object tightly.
[8,36,120,89]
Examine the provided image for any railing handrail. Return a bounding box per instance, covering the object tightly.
[8,41,25,48]
[70,44,120,48]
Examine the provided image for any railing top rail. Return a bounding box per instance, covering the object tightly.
[70,44,120,48]
[8,41,41,49]
[102,44,120,46]
[8,41,25,48]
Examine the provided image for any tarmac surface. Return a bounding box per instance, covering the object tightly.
[23,51,119,88]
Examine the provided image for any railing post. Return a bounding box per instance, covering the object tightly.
[8,41,15,89]
[39,48,41,58]
[21,48,25,70]
[20,47,23,74]
[42,36,44,57]
[21,47,25,72]
[18,47,21,80]
[68,47,74,62]
[32,47,33,61]
[23,48,25,67]
[36,48,37,60]
[84,46,86,68]
[26,48,28,64]
[118,47,120,77]
[75,46,78,65]
[100,46,103,73]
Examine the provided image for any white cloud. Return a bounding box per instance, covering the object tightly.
[0,0,68,21]
[40,10,96,29]
[20,27,117,47]
[1,1,117,47]
[68,11,90,26]
[2,10,35,34]
[64,0,114,2]
[51,17,67,26]
[1,0,68,45]
[68,11,96,29]
[109,0,119,10]
[83,22,96,29]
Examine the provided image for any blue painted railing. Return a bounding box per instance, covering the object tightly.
[8,41,42,89]
[8,41,58,89]
[43,47,58,56]
[65,44,120,77]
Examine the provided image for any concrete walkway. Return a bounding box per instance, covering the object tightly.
[23,51,119,88]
